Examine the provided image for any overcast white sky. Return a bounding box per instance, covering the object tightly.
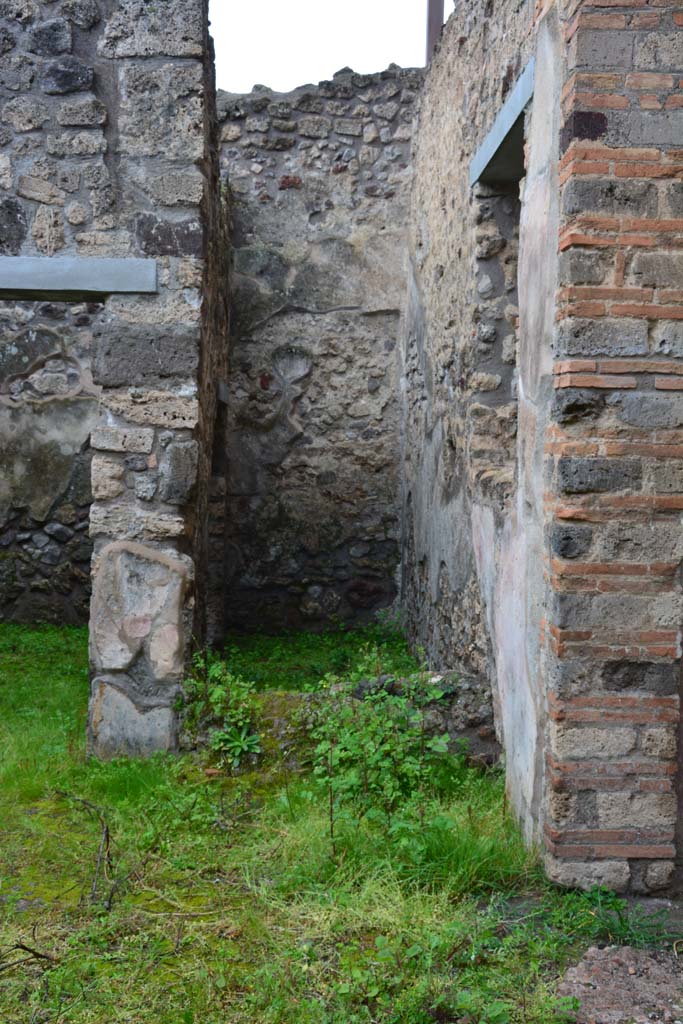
[209,0,448,95]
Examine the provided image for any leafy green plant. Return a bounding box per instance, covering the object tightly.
[551,886,667,948]
[210,723,262,768]
[450,990,512,1024]
[310,668,469,860]
[180,650,260,768]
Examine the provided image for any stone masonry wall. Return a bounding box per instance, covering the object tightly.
[214,67,421,635]
[0,0,229,756]
[0,298,97,623]
[399,0,542,808]
[544,0,683,894]
[0,0,108,623]
[405,0,683,893]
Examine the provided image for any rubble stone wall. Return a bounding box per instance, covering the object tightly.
[214,67,421,635]
[0,0,110,623]
[0,0,229,756]
[399,0,543,816]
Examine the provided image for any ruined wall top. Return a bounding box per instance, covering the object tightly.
[216,64,423,205]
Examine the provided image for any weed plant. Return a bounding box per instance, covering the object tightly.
[0,624,668,1024]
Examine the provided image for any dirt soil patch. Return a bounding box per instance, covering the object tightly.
[559,945,683,1024]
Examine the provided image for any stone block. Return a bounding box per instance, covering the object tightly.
[134,170,204,207]
[118,64,203,160]
[65,202,88,225]
[550,524,592,560]
[158,441,198,505]
[555,592,682,630]
[635,33,683,71]
[557,457,642,495]
[98,0,203,58]
[1,95,48,131]
[0,197,27,254]
[44,522,73,542]
[61,0,100,29]
[0,54,37,93]
[631,253,683,289]
[650,321,683,359]
[134,214,203,258]
[334,117,363,136]
[90,425,154,454]
[597,792,677,830]
[17,174,65,205]
[0,26,15,54]
[571,30,634,70]
[550,723,637,760]
[545,855,630,893]
[103,390,199,430]
[650,460,683,494]
[57,96,106,127]
[556,317,648,357]
[559,251,609,287]
[594,521,683,563]
[41,56,93,94]
[91,454,125,500]
[374,101,400,120]
[32,206,65,254]
[75,229,133,256]
[644,861,675,892]
[245,116,269,133]
[640,728,677,760]
[89,504,185,540]
[90,541,191,676]
[221,123,241,143]
[261,135,296,151]
[28,17,71,56]
[92,325,198,387]
[611,393,683,429]
[88,679,177,758]
[607,109,683,149]
[602,661,678,696]
[46,130,106,157]
[0,154,10,190]
[134,474,157,501]
[562,178,657,218]
[552,388,605,424]
[662,183,683,220]
[299,115,331,138]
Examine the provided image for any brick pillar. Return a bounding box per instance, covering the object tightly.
[86,0,224,757]
[543,0,683,892]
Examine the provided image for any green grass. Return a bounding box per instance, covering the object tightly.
[225,621,420,691]
[0,624,667,1024]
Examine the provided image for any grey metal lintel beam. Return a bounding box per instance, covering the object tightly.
[0,256,158,300]
[469,59,536,187]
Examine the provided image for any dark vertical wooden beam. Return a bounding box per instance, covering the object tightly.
[426,0,444,64]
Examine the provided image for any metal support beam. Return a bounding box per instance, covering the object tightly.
[469,59,536,186]
[0,256,158,300]
[426,0,444,64]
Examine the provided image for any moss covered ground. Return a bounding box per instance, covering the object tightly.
[0,624,667,1023]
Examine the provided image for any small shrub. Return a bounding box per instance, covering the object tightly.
[311,673,456,828]
[180,650,260,767]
